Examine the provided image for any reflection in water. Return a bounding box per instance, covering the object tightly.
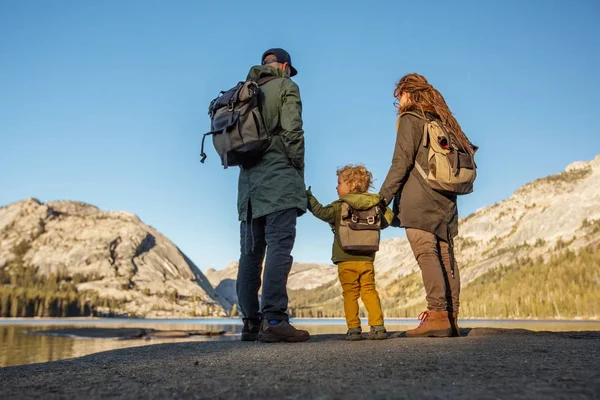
[0,321,240,368]
[1,318,599,368]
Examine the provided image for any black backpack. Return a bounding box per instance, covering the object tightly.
[201,76,278,168]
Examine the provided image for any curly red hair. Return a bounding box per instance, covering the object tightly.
[336,164,373,193]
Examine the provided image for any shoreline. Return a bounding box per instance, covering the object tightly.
[1,328,598,399]
[1,316,598,322]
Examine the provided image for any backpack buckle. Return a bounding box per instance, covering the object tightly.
[351,214,358,223]
[228,99,235,111]
[367,216,375,225]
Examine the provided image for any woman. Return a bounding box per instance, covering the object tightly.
[380,73,474,337]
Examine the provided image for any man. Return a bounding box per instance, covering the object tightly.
[237,48,309,343]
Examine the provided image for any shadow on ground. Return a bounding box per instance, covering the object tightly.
[307,327,600,342]
[1,327,599,399]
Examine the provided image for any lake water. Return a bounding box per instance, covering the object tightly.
[1,318,599,368]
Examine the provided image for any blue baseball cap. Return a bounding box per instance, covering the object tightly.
[261,48,298,77]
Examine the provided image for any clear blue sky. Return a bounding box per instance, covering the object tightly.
[2,0,599,271]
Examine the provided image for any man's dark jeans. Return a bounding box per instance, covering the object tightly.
[237,208,297,322]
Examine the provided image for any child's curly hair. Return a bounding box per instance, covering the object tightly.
[336,164,373,193]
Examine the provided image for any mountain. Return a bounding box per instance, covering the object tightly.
[368,154,600,318]
[3,155,598,319]
[0,199,231,318]
[208,154,600,319]
[205,262,337,306]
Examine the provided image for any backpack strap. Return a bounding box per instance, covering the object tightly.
[421,121,430,148]
[413,161,428,181]
[253,76,282,139]
[447,225,456,279]
[396,111,430,180]
[340,202,352,220]
[200,132,214,163]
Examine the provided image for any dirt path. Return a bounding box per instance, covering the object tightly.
[1,328,598,399]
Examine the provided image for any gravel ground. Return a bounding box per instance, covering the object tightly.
[0,328,598,399]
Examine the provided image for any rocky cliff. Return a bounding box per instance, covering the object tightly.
[0,199,231,317]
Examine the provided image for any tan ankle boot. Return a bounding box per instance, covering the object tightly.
[406,311,452,337]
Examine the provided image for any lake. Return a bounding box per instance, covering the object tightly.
[1,318,599,368]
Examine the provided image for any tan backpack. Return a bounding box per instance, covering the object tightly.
[399,112,477,195]
[337,202,382,252]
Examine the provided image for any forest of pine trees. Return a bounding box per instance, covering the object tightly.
[287,243,600,319]
[3,239,598,319]
[0,241,119,317]
[0,264,122,317]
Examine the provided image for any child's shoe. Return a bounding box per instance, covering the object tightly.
[346,327,362,341]
[368,325,387,340]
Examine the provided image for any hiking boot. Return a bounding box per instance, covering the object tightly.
[368,325,387,340]
[258,319,310,343]
[406,311,452,338]
[241,318,261,342]
[346,327,362,341]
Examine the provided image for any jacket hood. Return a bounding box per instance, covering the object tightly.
[339,193,382,210]
[247,65,289,82]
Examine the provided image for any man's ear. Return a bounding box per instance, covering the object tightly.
[281,62,289,75]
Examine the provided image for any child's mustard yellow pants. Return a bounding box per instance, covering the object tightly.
[337,261,384,329]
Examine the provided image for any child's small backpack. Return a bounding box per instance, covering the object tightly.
[400,112,478,195]
[337,202,382,252]
[201,76,279,168]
